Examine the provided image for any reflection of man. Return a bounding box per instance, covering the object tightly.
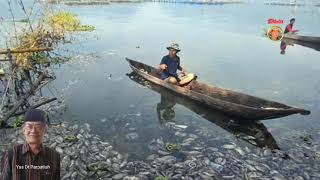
[156,93,176,124]
[284,18,298,34]
[0,109,60,180]
[280,41,287,55]
[159,43,187,84]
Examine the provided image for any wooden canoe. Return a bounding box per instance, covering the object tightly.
[126,58,310,121]
[282,38,320,52]
[284,33,320,44]
[127,72,280,149]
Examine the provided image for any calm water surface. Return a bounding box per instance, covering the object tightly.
[2,2,320,160]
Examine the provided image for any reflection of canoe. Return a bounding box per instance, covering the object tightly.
[127,72,280,149]
[126,58,310,121]
[282,38,320,52]
[284,33,320,44]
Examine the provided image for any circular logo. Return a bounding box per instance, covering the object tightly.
[267,26,284,41]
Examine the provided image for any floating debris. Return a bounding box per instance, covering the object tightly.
[165,143,181,152]
[64,135,78,143]
[125,132,139,140]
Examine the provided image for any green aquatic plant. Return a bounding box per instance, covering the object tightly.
[31,51,71,65]
[12,116,24,128]
[165,143,181,152]
[76,25,95,32]
[315,152,320,160]
[86,163,111,172]
[15,19,29,23]
[64,135,78,143]
[31,52,48,64]
[45,11,95,32]
[300,134,313,145]
[155,176,169,180]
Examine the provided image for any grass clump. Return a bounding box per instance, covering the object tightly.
[45,11,95,32]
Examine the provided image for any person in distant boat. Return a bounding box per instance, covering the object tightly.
[159,43,187,84]
[284,18,299,34]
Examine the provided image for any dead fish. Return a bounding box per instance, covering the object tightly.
[125,133,138,140]
[175,131,187,137]
[222,144,236,149]
[112,173,127,180]
[187,151,202,155]
[156,138,164,146]
[56,147,63,154]
[146,154,158,160]
[214,157,226,165]
[174,124,188,129]
[183,138,195,143]
[245,164,256,171]
[234,147,245,156]
[158,150,171,156]
[156,155,176,164]
[243,135,256,140]
[207,147,219,152]
[188,134,198,139]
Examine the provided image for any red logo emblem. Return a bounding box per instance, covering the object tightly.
[268,19,284,24]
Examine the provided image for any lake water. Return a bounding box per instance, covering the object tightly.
[1,0,320,166]
[48,2,320,160]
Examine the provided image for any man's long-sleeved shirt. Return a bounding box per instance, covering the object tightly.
[0,143,60,180]
[160,55,182,80]
[284,24,297,34]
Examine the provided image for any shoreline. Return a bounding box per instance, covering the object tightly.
[45,0,247,5]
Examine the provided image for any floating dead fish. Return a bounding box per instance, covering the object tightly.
[100,118,107,122]
[215,157,226,165]
[156,138,164,146]
[175,131,187,137]
[174,124,188,129]
[187,151,202,155]
[261,107,279,110]
[188,134,198,139]
[146,154,158,160]
[158,150,171,156]
[125,133,138,140]
[222,144,236,149]
[112,173,127,180]
[234,147,245,156]
[156,155,176,164]
[243,135,256,140]
[124,113,141,117]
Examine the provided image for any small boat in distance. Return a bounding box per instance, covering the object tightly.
[126,58,310,121]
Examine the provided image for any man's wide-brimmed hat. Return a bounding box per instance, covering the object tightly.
[167,43,181,52]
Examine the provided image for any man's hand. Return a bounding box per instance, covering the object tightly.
[181,68,188,76]
[159,64,167,70]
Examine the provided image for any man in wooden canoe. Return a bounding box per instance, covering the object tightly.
[284,18,299,34]
[159,43,188,84]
